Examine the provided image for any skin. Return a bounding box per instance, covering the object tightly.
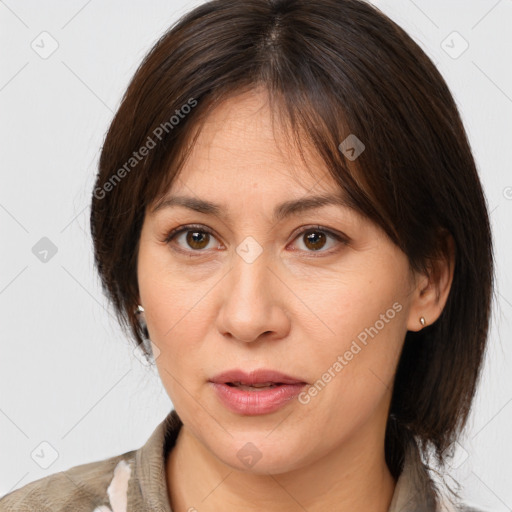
[136,87,454,512]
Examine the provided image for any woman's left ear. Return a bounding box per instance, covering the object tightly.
[406,231,456,332]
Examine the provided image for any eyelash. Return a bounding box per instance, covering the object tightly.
[163,224,349,257]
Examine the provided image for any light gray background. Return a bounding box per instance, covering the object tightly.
[1,0,511,509]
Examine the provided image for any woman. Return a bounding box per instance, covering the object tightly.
[0,0,494,511]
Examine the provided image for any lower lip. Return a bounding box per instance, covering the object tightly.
[209,382,306,415]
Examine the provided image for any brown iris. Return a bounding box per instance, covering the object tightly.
[186,230,210,250]
[303,230,327,251]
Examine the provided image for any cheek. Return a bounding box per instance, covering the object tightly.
[295,271,406,414]
[291,263,405,350]
[137,244,209,386]
[145,285,211,370]
[138,240,213,341]
[300,326,404,445]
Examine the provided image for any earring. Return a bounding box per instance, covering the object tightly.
[135,305,149,339]
[419,316,426,327]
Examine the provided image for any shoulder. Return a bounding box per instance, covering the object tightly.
[0,450,136,512]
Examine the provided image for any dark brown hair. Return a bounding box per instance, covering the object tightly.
[90,0,495,503]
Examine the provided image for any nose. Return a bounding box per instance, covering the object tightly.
[215,250,291,343]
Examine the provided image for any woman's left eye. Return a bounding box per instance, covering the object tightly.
[164,224,348,256]
[291,226,347,254]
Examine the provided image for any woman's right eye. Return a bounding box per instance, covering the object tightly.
[164,224,220,254]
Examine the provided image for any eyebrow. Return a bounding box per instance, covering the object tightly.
[152,192,355,223]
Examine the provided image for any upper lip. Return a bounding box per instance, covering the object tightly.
[209,369,307,385]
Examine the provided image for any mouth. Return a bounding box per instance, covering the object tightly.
[225,382,287,390]
[209,368,308,387]
[208,372,308,415]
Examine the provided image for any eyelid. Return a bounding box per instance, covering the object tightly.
[164,223,216,244]
[164,223,349,256]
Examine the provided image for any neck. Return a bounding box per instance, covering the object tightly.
[166,421,397,512]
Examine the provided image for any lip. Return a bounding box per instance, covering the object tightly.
[209,369,307,386]
[208,369,307,415]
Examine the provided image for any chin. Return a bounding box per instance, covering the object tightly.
[206,430,308,475]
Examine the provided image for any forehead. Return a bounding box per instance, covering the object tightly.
[151,91,367,228]
[168,88,337,196]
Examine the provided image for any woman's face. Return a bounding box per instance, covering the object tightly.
[137,89,420,474]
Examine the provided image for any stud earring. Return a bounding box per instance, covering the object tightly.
[419,316,426,327]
